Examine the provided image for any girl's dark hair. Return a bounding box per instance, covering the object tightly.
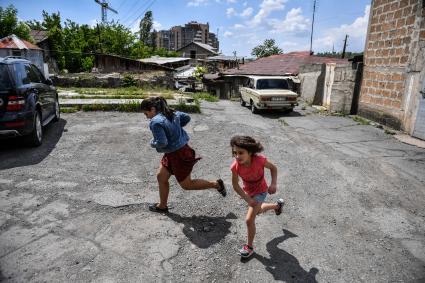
[230,135,264,154]
[140,96,175,120]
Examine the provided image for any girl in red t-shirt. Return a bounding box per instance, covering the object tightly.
[230,135,284,258]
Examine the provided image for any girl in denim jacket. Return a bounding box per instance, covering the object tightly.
[141,97,226,213]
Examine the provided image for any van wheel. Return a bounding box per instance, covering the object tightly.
[251,103,258,114]
[25,111,42,147]
[240,97,246,107]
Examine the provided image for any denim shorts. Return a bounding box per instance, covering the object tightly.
[252,192,267,203]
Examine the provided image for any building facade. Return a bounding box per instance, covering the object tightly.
[359,0,425,139]
[154,21,219,51]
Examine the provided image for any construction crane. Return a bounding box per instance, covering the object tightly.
[94,0,118,23]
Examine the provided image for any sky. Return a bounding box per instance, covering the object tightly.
[0,0,371,57]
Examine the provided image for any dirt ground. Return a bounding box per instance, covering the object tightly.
[0,101,424,282]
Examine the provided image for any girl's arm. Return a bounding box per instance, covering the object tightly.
[179,112,191,127]
[264,160,278,194]
[232,172,257,207]
[150,123,168,149]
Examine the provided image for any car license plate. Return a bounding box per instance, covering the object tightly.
[272,97,285,101]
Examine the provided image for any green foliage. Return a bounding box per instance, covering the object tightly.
[194,66,207,81]
[352,115,370,125]
[81,56,94,72]
[0,5,32,41]
[60,106,79,113]
[173,102,201,113]
[315,51,363,59]
[139,11,153,46]
[251,39,283,58]
[122,74,137,87]
[191,92,219,102]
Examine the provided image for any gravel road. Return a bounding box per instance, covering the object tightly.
[0,100,424,282]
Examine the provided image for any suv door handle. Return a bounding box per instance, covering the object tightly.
[32,88,39,94]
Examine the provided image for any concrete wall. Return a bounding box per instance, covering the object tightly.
[329,63,357,113]
[359,0,425,130]
[299,62,358,114]
[299,63,322,104]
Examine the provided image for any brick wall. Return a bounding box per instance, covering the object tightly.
[359,0,424,129]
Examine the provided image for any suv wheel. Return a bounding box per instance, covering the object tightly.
[251,103,258,114]
[240,97,246,107]
[25,111,42,147]
[53,100,60,122]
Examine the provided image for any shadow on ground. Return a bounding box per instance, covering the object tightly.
[167,212,237,249]
[243,229,319,282]
[0,119,67,170]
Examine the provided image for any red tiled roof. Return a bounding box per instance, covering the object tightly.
[0,34,41,50]
[224,51,349,76]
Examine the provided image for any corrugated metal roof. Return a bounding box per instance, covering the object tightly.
[0,34,41,50]
[177,41,218,55]
[206,55,243,61]
[30,30,49,43]
[138,56,189,65]
[223,51,348,76]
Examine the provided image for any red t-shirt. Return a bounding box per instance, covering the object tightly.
[230,154,268,196]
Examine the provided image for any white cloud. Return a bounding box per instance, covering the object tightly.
[314,5,370,52]
[243,2,248,6]
[240,7,253,18]
[152,21,162,31]
[248,0,287,27]
[224,31,234,37]
[187,0,208,7]
[227,0,237,3]
[268,7,309,33]
[226,7,237,17]
[233,24,244,29]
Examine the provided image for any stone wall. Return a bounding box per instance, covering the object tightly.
[359,0,425,130]
[329,63,358,113]
[299,64,322,104]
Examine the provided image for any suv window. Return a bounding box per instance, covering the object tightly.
[11,63,42,86]
[30,64,45,83]
[0,64,12,89]
[256,79,289,90]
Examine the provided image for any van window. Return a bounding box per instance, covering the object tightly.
[256,79,289,90]
[0,65,12,89]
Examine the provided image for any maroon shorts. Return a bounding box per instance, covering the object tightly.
[160,144,201,182]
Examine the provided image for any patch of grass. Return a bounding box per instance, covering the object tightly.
[173,102,201,113]
[384,129,396,135]
[351,115,370,125]
[79,101,200,113]
[331,112,348,117]
[60,106,79,113]
[60,95,146,99]
[58,87,146,96]
[190,92,219,102]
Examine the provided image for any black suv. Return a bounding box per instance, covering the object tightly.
[0,57,60,146]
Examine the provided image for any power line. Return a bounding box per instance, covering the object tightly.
[127,0,156,31]
[121,0,151,27]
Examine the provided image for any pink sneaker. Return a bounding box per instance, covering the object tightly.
[239,244,254,258]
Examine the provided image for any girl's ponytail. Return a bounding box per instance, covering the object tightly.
[140,96,175,120]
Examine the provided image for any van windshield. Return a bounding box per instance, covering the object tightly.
[0,64,12,90]
[256,79,288,90]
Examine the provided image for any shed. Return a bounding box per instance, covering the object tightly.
[177,42,218,60]
[0,34,45,75]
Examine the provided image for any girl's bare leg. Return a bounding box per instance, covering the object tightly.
[157,165,172,209]
[246,204,262,247]
[178,174,219,190]
[258,202,279,214]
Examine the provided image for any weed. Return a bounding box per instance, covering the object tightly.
[60,107,79,113]
[351,115,370,125]
[279,118,289,126]
[384,129,396,135]
[190,92,219,102]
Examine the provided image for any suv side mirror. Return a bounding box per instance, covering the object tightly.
[45,78,53,85]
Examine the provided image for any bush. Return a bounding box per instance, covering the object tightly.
[122,74,137,87]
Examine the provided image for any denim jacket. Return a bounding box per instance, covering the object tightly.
[149,111,190,153]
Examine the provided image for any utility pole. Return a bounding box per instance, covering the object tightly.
[96,23,103,53]
[309,0,316,55]
[341,34,348,59]
[94,0,118,23]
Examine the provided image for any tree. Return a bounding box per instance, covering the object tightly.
[139,11,153,46]
[41,10,65,69]
[251,39,283,58]
[0,5,32,41]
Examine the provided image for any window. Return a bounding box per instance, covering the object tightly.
[26,64,42,83]
[12,50,21,57]
[190,50,196,59]
[30,64,45,83]
[256,79,289,90]
[0,65,12,89]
